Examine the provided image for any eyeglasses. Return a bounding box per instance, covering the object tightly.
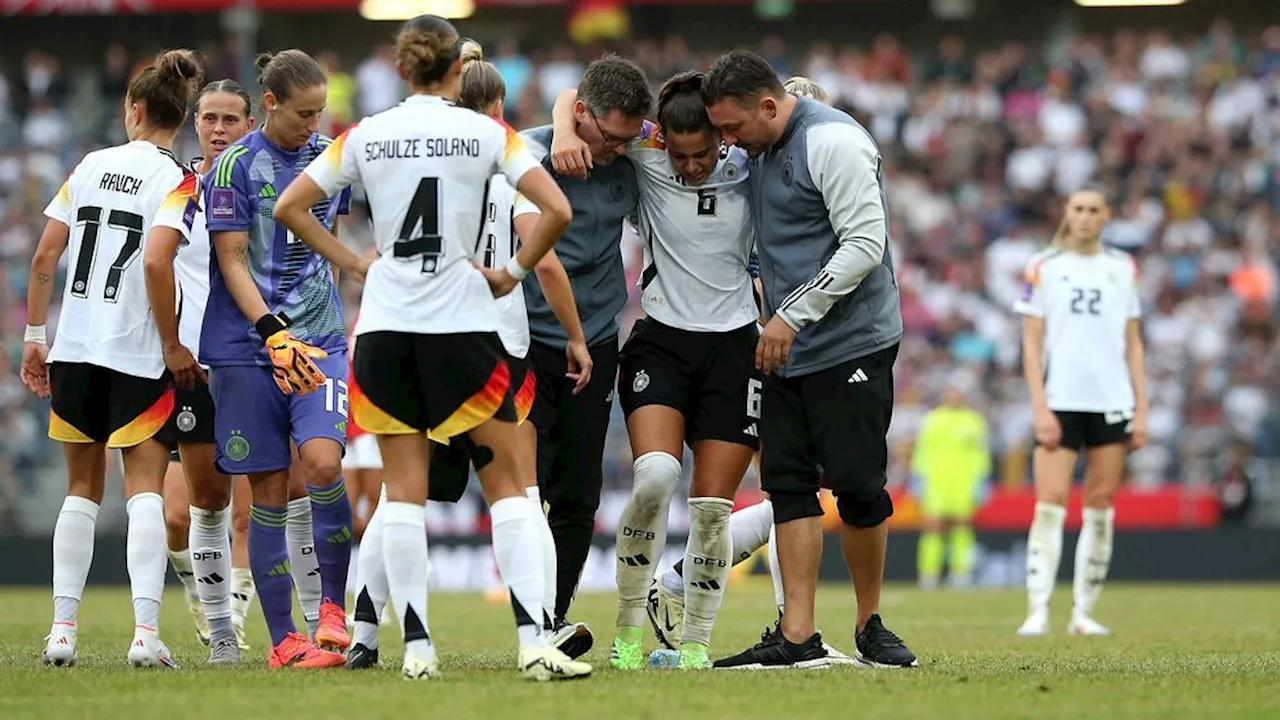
[587,108,629,149]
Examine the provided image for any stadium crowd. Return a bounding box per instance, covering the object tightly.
[1,19,1278,530]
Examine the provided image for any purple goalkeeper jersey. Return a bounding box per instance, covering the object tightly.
[200,129,351,367]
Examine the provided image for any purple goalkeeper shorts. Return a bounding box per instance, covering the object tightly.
[209,352,349,474]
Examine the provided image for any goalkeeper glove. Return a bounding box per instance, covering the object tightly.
[255,313,328,395]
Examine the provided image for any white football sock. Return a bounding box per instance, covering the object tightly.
[230,568,255,627]
[352,497,389,650]
[681,497,733,648]
[52,495,99,624]
[166,548,199,604]
[616,451,680,629]
[1073,506,1114,619]
[490,496,547,648]
[286,497,322,631]
[525,485,556,629]
[126,492,166,631]
[382,501,434,661]
[1026,501,1066,616]
[189,505,233,638]
[663,499,774,595]
[768,523,784,613]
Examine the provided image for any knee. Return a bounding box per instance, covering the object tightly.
[303,454,343,488]
[631,451,681,507]
[189,482,230,512]
[836,489,894,528]
[771,490,823,525]
[1036,486,1070,506]
[1083,484,1116,509]
[230,502,250,538]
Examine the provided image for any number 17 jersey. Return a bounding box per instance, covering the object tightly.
[303,95,541,337]
[43,141,197,379]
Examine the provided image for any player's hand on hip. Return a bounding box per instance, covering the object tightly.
[1129,409,1148,450]
[347,256,374,285]
[1032,406,1061,450]
[163,342,207,391]
[551,133,592,179]
[19,342,50,399]
[756,316,797,375]
[265,330,328,396]
[477,264,519,298]
[565,339,593,394]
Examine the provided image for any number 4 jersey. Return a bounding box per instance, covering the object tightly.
[303,95,541,338]
[1013,246,1142,413]
[43,140,198,379]
[202,129,351,367]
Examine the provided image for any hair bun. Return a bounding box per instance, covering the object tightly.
[254,53,275,73]
[156,49,201,84]
[459,39,484,64]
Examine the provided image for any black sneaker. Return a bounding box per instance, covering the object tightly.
[854,614,918,668]
[549,618,594,660]
[713,625,831,670]
[346,642,379,669]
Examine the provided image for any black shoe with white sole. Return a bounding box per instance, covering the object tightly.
[713,625,830,670]
[550,618,594,660]
[854,614,918,668]
[346,642,379,669]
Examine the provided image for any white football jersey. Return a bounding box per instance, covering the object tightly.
[156,160,210,364]
[1013,247,1142,413]
[304,95,541,337]
[474,176,539,359]
[629,123,756,332]
[44,141,197,379]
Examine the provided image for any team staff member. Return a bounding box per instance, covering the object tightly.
[700,51,918,670]
[520,55,652,657]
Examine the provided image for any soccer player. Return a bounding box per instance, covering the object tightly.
[522,55,653,656]
[342,308,383,545]
[344,40,590,670]
[1014,186,1147,636]
[275,15,589,681]
[639,76,852,665]
[23,49,204,669]
[701,51,918,669]
[203,50,354,669]
[146,79,259,662]
[912,382,991,590]
[550,73,757,670]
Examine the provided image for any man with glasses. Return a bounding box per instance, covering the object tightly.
[519,54,653,658]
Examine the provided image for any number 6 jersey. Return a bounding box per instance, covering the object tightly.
[43,140,198,379]
[1013,246,1142,413]
[303,95,541,338]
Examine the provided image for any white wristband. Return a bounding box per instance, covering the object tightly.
[24,325,47,344]
[504,256,531,281]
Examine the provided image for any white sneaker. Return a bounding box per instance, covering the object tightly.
[1017,610,1049,636]
[1068,615,1110,636]
[520,644,592,681]
[42,622,78,667]
[401,652,440,680]
[186,593,210,646]
[646,578,684,650]
[549,620,594,659]
[127,628,179,669]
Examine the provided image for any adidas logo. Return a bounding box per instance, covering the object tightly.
[266,561,291,577]
[619,553,650,567]
[259,183,277,198]
[197,572,224,585]
[691,579,722,591]
[744,423,758,437]
[848,368,869,383]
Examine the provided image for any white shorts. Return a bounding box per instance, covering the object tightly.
[342,433,383,470]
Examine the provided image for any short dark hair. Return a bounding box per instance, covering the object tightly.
[657,71,712,136]
[701,50,785,106]
[197,79,252,118]
[578,54,653,120]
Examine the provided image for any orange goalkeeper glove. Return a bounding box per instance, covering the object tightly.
[255,313,328,395]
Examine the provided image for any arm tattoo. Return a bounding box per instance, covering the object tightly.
[234,242,249,270]
[37,273,51,285]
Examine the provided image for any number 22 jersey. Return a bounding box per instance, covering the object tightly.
[303,95,541,338]
[201,129,351,367]
[43,140,198,379]
[1013,247,1141,413]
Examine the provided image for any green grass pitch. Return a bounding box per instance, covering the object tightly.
[2,580,1278,719]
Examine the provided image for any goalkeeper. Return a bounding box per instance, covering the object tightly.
[201,117,356,666]
[911,382,992,590]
